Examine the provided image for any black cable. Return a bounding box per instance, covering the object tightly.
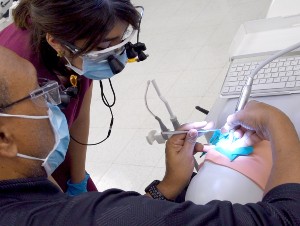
[100,79,116,107]
[70,108,113,146]
[71,79,115,146]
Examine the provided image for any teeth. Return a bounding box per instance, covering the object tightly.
[228,130,235,144]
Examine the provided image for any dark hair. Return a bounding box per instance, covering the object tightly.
[13,0,140,76]
[0,77,10,113]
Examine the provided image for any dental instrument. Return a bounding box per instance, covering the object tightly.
[145,79,200,171]
[161,129,220,136]
[236,40,300,112]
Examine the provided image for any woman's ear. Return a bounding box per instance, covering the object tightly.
[0,127,18,158]
[46,33,66,56]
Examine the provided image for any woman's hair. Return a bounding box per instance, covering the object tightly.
[13,0,140,75]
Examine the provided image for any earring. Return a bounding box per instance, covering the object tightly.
[57,50,65,58]
[70,75,78,87]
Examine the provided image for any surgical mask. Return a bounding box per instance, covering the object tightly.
[65,50,128,80]
[0,104,70,176]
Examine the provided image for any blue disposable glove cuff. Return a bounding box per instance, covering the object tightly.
[66,173,90,196]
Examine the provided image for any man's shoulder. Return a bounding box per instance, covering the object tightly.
[0,179,143,225]
[1,179,299,226]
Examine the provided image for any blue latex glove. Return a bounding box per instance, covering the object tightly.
[66,173,90,196]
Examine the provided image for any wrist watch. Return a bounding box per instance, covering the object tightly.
[144,180,174,201]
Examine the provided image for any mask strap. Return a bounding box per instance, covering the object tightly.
[0,113,49,119]
[14,107,54,163]
[64,57,84,75]
[17,153,46,162]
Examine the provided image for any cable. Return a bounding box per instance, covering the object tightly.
[151,80,175,118]
[145,80,200,171]
[151,80,180,129]
[144,80,156,118]
[144,80,169,139]
[249,41,300,80]
[135,6,144,43]
[235,40,300,112]
[100,79,116,107]
[70,107,113,145]
[71,79,115,146]
[230,40,300,142]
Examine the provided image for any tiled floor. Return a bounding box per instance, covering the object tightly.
[86,0,272,194]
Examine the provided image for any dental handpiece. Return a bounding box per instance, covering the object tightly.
[229,76,254,141]
[229,40,300,140]
[235,76,253,112]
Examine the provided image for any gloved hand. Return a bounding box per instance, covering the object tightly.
[66,173,90,196]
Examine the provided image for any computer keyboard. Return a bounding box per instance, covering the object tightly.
[220,53,300,98]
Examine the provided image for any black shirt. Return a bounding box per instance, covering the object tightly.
[0,177,299,226]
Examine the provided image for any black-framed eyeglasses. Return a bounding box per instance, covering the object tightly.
[0,81,61,111]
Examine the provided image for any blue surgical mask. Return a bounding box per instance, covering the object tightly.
[0,104,70,176]
[65,51,128,80]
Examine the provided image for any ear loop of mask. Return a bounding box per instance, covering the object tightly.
[0,113,49,119]
[0,111,53,164]
[70,79,115,146]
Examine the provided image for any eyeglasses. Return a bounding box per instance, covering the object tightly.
[0,81,61,111]
[63,26,136,63]
[84,28,136,62]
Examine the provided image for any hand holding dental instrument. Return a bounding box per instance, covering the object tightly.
[145,80,200,171]
[229,76,253,141]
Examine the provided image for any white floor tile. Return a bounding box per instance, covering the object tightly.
[96,164,154,192]
[114,129,165,167]
[166,68,223,98]
[85,162,111,185]
[137,167,166,194]
[86,128,136,164]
